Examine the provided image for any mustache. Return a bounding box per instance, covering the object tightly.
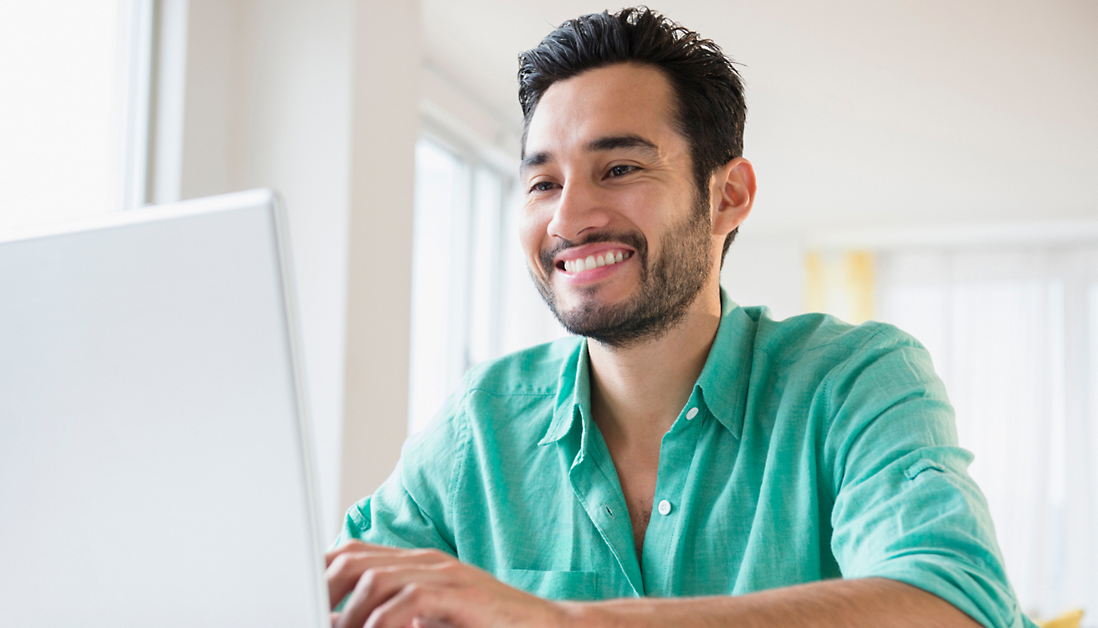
[539,231,648,272]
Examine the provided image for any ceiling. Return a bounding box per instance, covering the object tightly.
[421,0,1098,236]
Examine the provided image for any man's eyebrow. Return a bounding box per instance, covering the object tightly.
[520,151,552,175]
[586,134,659,154]
[520,135,659,175]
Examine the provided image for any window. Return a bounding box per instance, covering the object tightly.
[408,135,512,435]
[0,1,152,232]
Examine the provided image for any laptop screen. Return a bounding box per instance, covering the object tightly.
[0,190,327,627]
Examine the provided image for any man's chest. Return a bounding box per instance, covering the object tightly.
[614,454,658,560]
[446,410,840,599]
[596,425,664,560]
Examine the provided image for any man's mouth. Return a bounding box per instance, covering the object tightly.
[557,249,634,274]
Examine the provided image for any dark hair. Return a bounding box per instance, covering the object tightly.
[518,7,747,262]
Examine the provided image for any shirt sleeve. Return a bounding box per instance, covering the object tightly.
[333,390,468,555]
[822,325,1037,628]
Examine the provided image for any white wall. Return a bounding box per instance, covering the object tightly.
[340,0,419,526]
[721,234,806,321]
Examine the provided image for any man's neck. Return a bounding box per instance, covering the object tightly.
[587,281,724,445]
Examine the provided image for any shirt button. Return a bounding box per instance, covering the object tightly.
[686,407,699,420]
[657,499,672,516]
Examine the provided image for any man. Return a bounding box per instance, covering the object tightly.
[326,8,1034,628]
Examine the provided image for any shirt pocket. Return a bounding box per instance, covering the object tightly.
[504,569,600,601]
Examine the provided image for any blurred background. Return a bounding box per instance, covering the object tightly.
[1,0,1095,620]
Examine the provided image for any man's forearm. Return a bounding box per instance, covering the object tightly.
[560,578,983,628]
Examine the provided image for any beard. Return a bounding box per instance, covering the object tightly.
[531,193,713,349]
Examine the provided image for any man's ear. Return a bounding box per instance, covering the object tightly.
[710,157,756,237]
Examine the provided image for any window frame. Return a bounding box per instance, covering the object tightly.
[408,119,519,434]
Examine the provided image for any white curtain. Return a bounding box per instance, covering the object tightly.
[876,245,1098,618]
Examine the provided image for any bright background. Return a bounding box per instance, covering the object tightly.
[1,0,1095,621]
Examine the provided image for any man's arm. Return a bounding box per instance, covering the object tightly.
[564,578,979,628]
[325,541,981,628]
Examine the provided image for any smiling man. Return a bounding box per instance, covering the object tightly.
[326,8,1034,628]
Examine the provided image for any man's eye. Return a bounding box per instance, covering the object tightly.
[528,181,557,193]
[608,165,638,178]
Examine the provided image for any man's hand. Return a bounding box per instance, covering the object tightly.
[325,540,568,628]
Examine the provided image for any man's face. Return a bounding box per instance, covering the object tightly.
[519,63,717,347]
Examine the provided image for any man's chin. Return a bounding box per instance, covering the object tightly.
[552,297,641,335]
[552,276,635,304]
[552,291,628,320]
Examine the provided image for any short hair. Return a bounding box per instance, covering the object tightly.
[518,7,747,262]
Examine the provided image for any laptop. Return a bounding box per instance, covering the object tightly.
[0,190,328,627]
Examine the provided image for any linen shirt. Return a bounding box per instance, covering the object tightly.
[337,290,1034,628]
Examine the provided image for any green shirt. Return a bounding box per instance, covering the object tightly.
[337,290,1034,628]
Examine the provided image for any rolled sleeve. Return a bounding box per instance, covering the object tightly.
[333,462,455,555]
[333,392,468,555]
[824,328,1035,628]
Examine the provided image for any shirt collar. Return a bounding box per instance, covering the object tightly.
[694,287,756,439]
[539,286,757,446]
[539,338,590,446]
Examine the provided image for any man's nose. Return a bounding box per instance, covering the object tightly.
[546,179,612,241]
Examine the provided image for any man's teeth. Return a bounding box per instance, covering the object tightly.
[563,251,632,273]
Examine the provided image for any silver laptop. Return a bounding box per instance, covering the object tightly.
[0,190,328,627]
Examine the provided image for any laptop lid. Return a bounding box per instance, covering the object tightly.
[0,190,327,627]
